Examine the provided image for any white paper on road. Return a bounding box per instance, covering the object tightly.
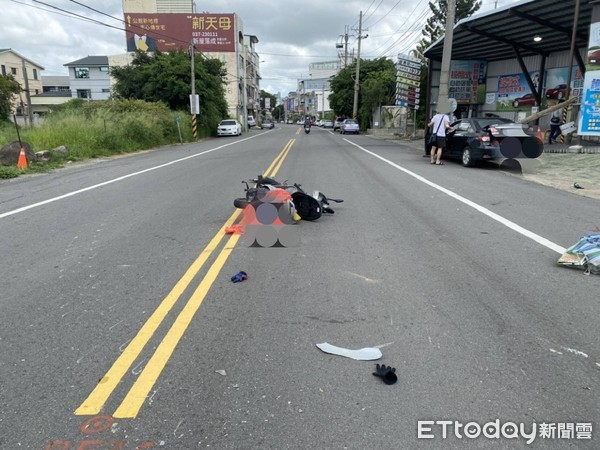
[316,342,382,361]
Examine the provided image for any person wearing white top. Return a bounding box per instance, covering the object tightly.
[427,112,453,165]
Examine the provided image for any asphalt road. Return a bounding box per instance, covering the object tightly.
[1,124,599,449]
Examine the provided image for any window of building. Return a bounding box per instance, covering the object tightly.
[33,69,38,80]
[1,65,5,76]
[77,89,91,99]
[74,67,89,79]
[101,88,110,93]
[99,66,109,72]
[11,67,17,75]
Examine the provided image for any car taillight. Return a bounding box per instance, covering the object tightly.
[477,135,490,143]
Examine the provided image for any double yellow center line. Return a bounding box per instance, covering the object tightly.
[76,138,295,418]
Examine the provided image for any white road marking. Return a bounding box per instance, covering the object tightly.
[0,134,262,219]
[345,139,566,254]
[561,347,589,358]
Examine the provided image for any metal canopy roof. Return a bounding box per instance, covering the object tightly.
[424,0,591,62]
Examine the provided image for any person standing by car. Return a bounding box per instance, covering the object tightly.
[428,111,452,165]
[548,100,563,144]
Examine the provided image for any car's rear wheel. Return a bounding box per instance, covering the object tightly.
[462,147,475,167]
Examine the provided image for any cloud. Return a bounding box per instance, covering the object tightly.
[1,0,498,97]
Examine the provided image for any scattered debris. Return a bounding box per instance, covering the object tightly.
[215,370,227,376]
[372,363,398,385]
[316,342,382,361]
[573,182,584,189]
[231,271,248,283]
[557,234,600,275]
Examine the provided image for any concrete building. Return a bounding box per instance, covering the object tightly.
[0,48,44,117]
[30,76,72,115]
[64,56,111,101]
[295,60,340,118]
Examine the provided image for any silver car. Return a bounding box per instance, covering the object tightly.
[340,119,359,135]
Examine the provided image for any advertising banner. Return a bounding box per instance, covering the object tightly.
[496,71,540,111]
[578,17,600,136]
[448,60,487,104]
[125,13,236,53]
[544,67,584,104]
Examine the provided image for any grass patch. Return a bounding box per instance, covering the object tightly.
[0,99,205,178]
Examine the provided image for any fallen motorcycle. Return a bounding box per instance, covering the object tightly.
[233,175,343,221]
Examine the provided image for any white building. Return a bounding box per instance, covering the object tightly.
[64,56,111,101]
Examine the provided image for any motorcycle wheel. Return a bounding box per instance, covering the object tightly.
[234,198,249,209]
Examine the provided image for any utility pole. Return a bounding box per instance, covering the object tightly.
[353,11,367,119]
[21,60,33,126]
[437,0,456,114]
[190,41,198,138]
[344,26,349,68]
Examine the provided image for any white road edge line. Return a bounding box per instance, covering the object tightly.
[0,134,263,220]
[345,139,566,254]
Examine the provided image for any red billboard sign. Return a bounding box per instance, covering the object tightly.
[125,13,236,53]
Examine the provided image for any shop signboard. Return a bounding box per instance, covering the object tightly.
[578,16,600,136]
[448,60,487,105]
[496,71,540,111]
[396,53,421,109]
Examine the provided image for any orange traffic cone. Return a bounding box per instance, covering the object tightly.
[17,147,28,169]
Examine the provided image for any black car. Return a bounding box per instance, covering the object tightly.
[425,118,543,167]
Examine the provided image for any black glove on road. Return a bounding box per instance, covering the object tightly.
[373,363,397,385]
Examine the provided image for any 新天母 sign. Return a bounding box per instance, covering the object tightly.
[125,13,236,53]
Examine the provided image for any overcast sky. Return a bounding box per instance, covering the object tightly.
[3,0,509,96]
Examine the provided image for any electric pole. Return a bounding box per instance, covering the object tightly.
[353,11,367,119]
[190,42,198,138]
[21,60,33,126]
[437,0,456,114]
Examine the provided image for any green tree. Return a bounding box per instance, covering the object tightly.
[111,50,228,135]
[259,90,277,118]
[416,0,482,60]
[329,57,396,128]
[272,104,284,122]
[0,75,22,122]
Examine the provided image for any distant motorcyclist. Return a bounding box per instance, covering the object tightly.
[304,115,312,127]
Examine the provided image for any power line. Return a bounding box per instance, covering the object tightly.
[27,0,191,48]
[364,0,403,28]
[365,0,386,27]
[371,1,430,57]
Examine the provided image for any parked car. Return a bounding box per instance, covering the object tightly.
[286,119,294,124]
[425,118,543,167]
[323,120,334,128]
[340,118,359,135]
[217,119,242,136]
[545,84,567,100]
[333,117,346,131]
[262,119,274,129]
[247,115,257,127]
[512,93,537,108]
